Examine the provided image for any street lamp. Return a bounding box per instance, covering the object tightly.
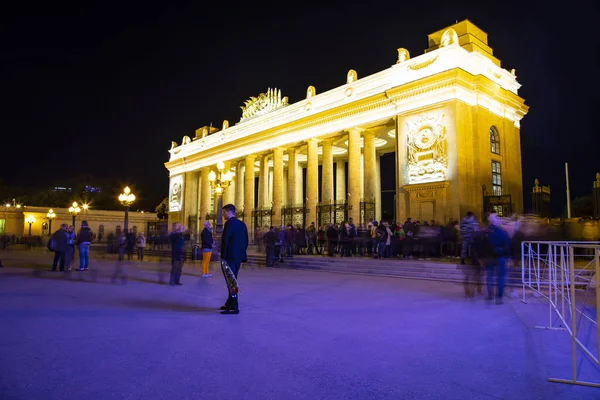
[208,161,233,233]
[46,209,56,235]
[68,201,81,227]
[118,186,135,231]
[26,215,35,236]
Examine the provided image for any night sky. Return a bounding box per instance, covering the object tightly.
[2,1,599,215]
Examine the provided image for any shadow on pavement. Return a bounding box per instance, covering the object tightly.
[118,298,218,313]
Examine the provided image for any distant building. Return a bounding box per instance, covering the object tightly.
[1,206,157,238]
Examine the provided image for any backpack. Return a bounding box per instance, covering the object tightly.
[376,229,386,241]
[47,238,56,252]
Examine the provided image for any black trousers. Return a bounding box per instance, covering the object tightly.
[52,251,65,271]
[265,245,275,267]
[170,259,183,284]
[224,261,241,310]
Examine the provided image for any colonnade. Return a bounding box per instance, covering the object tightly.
[196,129,383,230]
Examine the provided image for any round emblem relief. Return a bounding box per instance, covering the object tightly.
[414,127,434,150]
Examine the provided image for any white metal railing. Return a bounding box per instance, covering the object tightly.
[521,241,600,387]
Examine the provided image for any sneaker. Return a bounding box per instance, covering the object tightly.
[201,274,209,278]
[206,273,212,277]
[78,268,84,271]
[84,268,88,271]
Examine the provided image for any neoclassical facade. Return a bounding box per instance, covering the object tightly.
[165,20,528,235]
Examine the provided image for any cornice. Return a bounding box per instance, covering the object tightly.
[403,181,450,191]
[166,65,528,176]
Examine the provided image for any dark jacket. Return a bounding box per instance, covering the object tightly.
[264,230,278,246]
[51,229,68,252]
[77,226,93,244]
[220,217,249,264]
[170,231,185,261]
[201,228,213,250]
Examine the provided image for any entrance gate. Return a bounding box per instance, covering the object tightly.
[281,204,306,228]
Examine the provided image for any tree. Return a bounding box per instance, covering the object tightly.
[155,198,169,220]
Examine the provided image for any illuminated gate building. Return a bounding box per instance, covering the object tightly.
[165,20,528,235]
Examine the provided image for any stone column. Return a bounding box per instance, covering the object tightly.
[287,148,297,206]
[336,161,346,202]
[395,117,407,222]
[223,162,235,206]
[360,152,364,201]
[199,167,211,224]
[363,132,377,204]
[258,156,269,208]
[235,161,244,210]
[296,164,303,204]
[272,148,284,226]
[347,129,361,224]
[321,140,334,204]
[268,168,274,205]
[306,139,319,225]
[283,169,288,206]
[375,154,382,221]
[244,155,256,229]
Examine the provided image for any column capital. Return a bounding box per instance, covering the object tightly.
[245,154,257,160]
[306,137,321,144]
[362,130,377,137]
[346,127,366,135]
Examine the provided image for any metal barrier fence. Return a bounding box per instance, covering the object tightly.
[521,241,600,387]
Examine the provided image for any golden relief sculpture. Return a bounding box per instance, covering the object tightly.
[346,69,357,84]
[240,88,289,122]
[396,48,410,64]
[306,85,316,99]
[406,114,448,183]
[440,28,459,47]
[407,55,438,70]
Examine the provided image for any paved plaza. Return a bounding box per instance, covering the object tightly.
[0,252,599,400]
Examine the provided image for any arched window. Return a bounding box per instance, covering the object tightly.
[116,225,122,236]
[490,126,500,155]
[132,225,137,234]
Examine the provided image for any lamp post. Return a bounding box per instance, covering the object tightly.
[208,161,233,234]
[26,215,35,236]
[118,186,135,231]
[68,201,81,227]
[46,209,56,235]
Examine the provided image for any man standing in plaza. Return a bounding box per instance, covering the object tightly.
[169,222,185,286]
[50,224,68,271]
[77,220,93,271]
[220,203,248,315]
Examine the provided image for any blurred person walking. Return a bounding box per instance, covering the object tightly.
[477,212,511,304]
[169,223,185,286]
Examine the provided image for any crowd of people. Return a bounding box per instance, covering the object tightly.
[256,211,524,304]
[29,206,580,310]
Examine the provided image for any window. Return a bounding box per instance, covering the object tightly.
[492,161,502,195]
[490,126,500,155]
[132,225,137,234]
